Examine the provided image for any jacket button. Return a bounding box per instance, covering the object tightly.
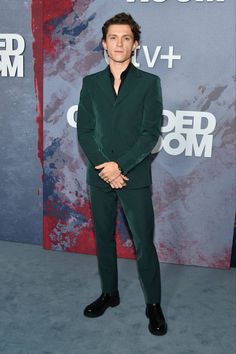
[111,149,114,153]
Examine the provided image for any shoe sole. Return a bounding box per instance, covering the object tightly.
[83,298,120,318]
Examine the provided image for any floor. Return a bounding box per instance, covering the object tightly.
[0,240,235,354]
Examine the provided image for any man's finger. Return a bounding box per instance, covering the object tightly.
[95,163,106,169]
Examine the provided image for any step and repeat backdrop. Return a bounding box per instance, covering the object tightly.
[0,0,235,269]
[0,0,42,244]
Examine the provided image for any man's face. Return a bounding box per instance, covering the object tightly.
[102,24,138,64]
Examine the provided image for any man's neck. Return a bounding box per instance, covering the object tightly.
[109,59,131,80]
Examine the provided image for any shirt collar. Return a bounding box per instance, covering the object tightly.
[108,61,132,81]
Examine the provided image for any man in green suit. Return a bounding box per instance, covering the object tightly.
[77,12,167,336]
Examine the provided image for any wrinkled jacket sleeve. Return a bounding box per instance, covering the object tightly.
[77,77,110,167]
[115,76,163,175]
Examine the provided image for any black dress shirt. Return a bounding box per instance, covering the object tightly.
[108,61,132,99]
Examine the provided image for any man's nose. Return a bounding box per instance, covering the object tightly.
[117,39,123,46]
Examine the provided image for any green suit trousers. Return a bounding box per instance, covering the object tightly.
[88,184,161,304]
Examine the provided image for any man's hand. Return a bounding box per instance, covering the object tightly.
[95,161,129,188]
[109,174,129,189]
[95,161,121,182]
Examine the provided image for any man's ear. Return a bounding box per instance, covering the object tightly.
[102,39,107,51]
[132,40,139,51]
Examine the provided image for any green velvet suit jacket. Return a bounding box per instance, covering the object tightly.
[77,62,163,189]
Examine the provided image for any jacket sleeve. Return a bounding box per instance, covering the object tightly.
[115,76,163,175]
[77,77,110,167]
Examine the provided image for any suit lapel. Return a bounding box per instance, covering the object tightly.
[96,66,114,104]
[97,63,141,106]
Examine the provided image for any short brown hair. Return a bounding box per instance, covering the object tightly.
[102,12,141,43]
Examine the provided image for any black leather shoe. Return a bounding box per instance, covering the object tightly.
[145,303,167,336]
[83,291,120,318]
